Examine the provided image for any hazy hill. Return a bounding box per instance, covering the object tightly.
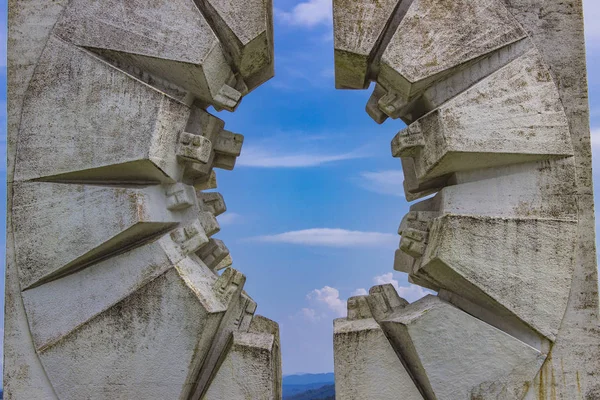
[282,373,335,399]
[285,384,334,400]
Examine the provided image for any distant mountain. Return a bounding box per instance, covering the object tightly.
[285,384,334,400]
[283,373,334,386]
[283,373,334,399]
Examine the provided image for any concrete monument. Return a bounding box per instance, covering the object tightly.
[6,1,280,399]
[333,0,600,398]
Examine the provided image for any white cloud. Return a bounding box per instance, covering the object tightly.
[351,288,368,296]
[237,146,366,168]
[356,170,405,197]
[276,0,332,28]
[299,274,431,323]
[250,228,398,248]
[308,286,347,317]
[301,308,319,322]
[373,273,431,303]
[217,212,241,226]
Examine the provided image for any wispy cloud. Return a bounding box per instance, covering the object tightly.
[249,228,398,248]
[275,0,332,28]
[356,170,405,197]
[237,146,368,168]
[217,212,241,226]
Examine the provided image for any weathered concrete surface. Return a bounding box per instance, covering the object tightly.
[382,295,546,400]
[332,0,399,89]
[379,0,526,101]
[333,0,600,398]
[6,0,280,398]
[503,1,600,397]
[202,317,282,400]
[54,0,243,110]
[392,50,573,185]
[334,295,423,400]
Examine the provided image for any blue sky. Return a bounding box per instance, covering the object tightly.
[0,0,599,377]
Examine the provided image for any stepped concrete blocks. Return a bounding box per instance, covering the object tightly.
[334,295,424,400]
[333,0,599,397]
[381,295,546,400]
[6,0,280,398]
[197,238,230,270]
[202,316,282,400]
[38,262,241,400]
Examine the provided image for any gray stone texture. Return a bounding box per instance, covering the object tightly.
[6,0,279,399]
[333,0,600,398]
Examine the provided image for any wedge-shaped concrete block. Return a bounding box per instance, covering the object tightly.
[201,330,280,400]
[188,268,250,400]
[379,0,526,102]
[367,284,409,322]
[393,50,573,188]
[22,237,184,351]
[38,259,242,400]
[195,0,274,91]
[435,159,578,220]
[419,215,576,341]
[214,254,234,271]
[382,295,546,400]
[54,0,242,110]
[12,182,204,290]
[334,296,423,400]
[14,37,191,184]
[371,37,533,123]
[333,0,401,89]
[191,289,262,400]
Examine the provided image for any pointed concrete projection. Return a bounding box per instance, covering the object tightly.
[378,0,526,116]
[381,296,545,400]
[6,0,280,398]
[22,238,185,351]
[334,295,423,400]
[393,49,573,193]
[333,0,600,398]
[54,0,244,110]
[202,316,282,400]
[14,36,244,186]
[194,0,275,92]
[14,37,189,184]
[12,182,198,290]
[39,261,243,400]
[419,215,576,342]
[332,0,400,89]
